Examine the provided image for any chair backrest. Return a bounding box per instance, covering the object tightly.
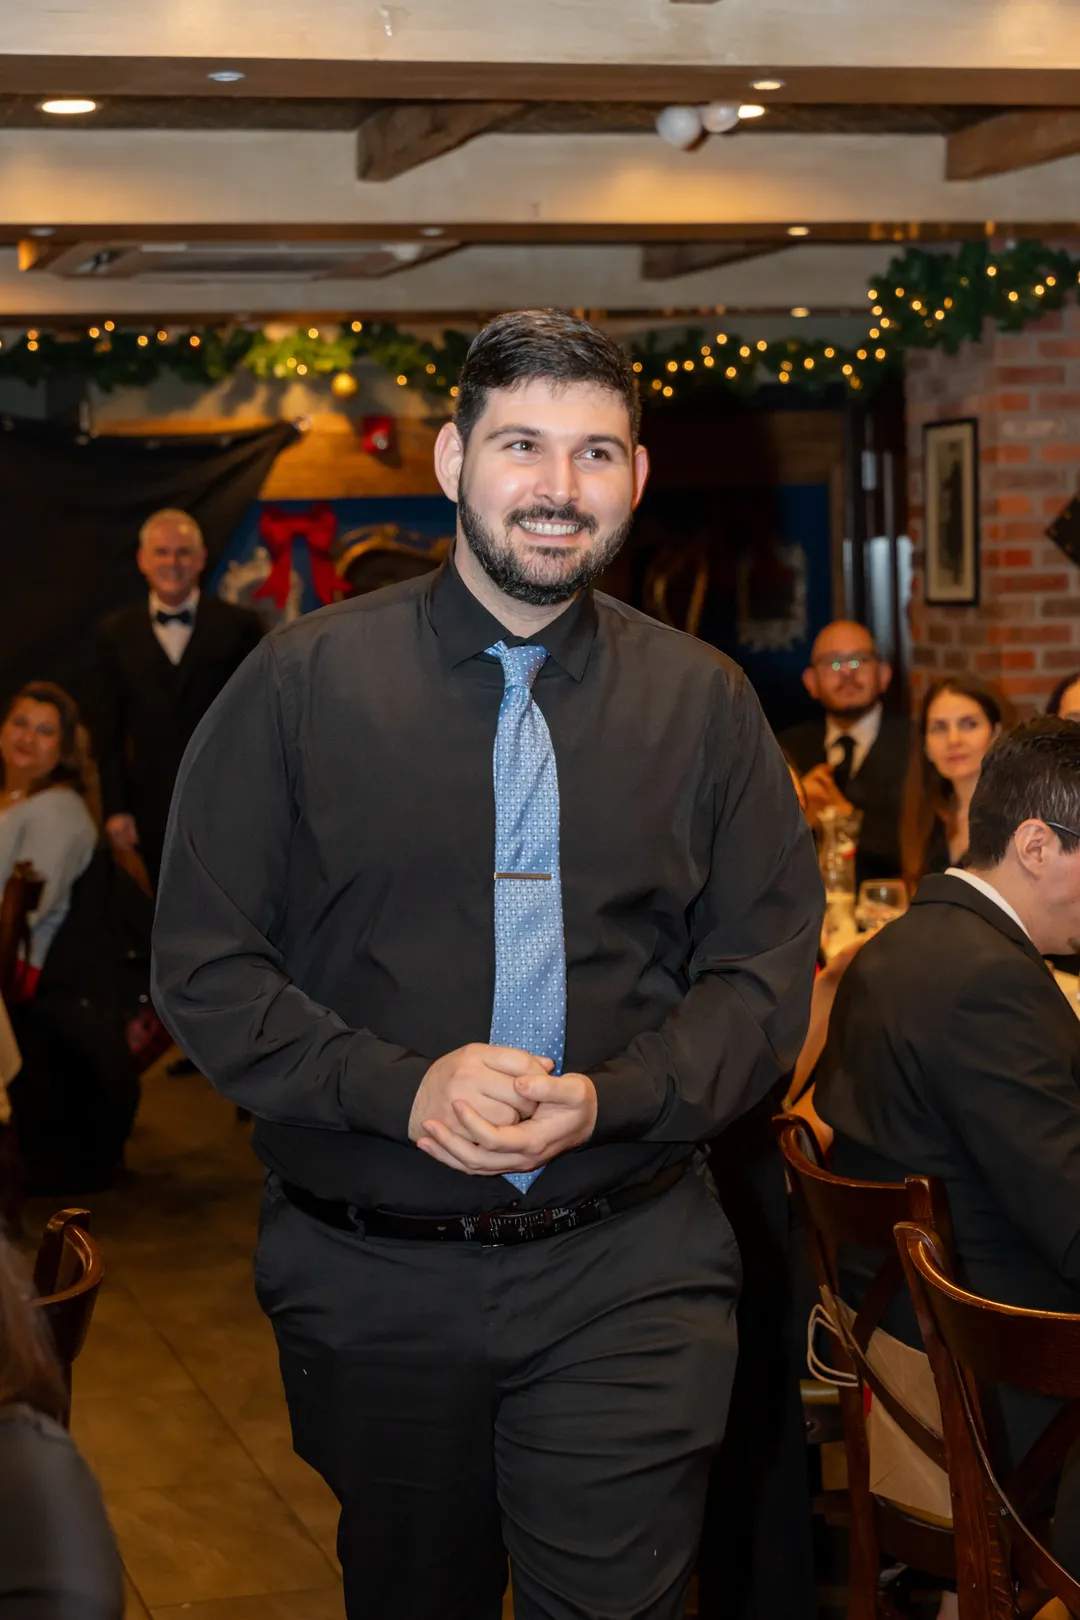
[31,1208,105,1409]
[898,1220,1080,1619]
[0,860,44,1003]
[775,1112,954,1467]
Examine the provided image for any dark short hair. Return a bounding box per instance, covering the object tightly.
[453,309,641,446]
[966,716,1080,867]
[1046,671,1080,715]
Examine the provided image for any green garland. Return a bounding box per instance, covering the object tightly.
[3,240,1078,403]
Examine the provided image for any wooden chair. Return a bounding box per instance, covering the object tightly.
[898,1220,1080,1619]
[0,861,44,1230]
[775,1113,957,1619]
[31,1207,105,1416]
[0,859,44,1005]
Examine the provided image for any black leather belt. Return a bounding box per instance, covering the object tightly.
[280,1159,687,1245]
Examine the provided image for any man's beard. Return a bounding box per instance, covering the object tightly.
[458,487,632,606]
[824,696,879,722]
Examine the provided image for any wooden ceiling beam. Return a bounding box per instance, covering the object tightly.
[641,242,788,280]
[4,58,1080,106]
[356,101,526,181]
[946,108,1080,180]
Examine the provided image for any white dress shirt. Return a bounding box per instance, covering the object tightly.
[945,867,1031,940]
[149,588,199,666]
[824,703,883,780]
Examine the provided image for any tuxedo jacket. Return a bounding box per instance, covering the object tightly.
[815,874,1080,1334]
[779,709,911,884]
[91,594,263,876]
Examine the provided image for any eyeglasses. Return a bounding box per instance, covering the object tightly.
[1045,821,1080,842]
[814,654,878,674]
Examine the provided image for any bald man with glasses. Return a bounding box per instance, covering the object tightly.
[780,619,911,885]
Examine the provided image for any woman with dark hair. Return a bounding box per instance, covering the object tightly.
[0,682,97,995]
[900,674,1015,889]
[0,1233,123,1617]
[1047,672,1080,721]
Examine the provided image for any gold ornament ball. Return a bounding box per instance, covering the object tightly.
[331,371,359,399]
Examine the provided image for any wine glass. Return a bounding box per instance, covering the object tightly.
[855,879,908,935]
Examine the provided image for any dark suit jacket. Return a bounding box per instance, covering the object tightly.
[91,594,263,875]
[779,708,911,884]
[815,874,1080,1335]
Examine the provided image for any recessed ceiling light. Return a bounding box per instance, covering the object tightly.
[418,226,444,237]
[791,306,810,318]
[28,226,55,237]
[751,78,785,92]
[737,104,766,120]
[40,98,97,116]
[207,70,245,83]
[787,225,811,237]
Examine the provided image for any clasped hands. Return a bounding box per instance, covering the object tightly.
[408,1044,597,1177]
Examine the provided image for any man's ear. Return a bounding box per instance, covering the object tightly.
[434,421,465,504]
[1013,819,1055,875]
[878,660,894,695]
[802,667,820,702]
[631,443,650,509]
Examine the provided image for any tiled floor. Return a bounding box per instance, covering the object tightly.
[22,1054,346,1620]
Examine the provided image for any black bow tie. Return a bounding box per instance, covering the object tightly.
[156,608,194,628]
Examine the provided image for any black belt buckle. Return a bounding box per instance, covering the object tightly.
[463,1204,580,1245]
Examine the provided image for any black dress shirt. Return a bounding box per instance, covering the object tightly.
[152,557,822,1215]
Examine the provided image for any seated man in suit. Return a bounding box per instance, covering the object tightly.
[780,620,910,883]
[91,508,263,886]
[815,716,1080,1577]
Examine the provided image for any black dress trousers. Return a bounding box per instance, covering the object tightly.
[254,1166,740,1620]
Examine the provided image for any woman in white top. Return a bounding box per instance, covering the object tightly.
[0,683,97,995]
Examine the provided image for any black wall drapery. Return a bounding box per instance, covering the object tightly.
[0,416,298,707]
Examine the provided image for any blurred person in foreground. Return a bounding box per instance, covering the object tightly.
[815,717,1080,1582]
[91,507,263,887]
[0,1232,122,1618]
[900,673,1013,890]
[780,620,910,885]
[152,309,823,1620]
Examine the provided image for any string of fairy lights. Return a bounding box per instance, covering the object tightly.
[1,240,1077,404]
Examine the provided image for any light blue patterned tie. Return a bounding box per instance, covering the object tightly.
[487,641,566,1195]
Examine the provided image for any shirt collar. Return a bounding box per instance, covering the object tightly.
[944,867,1031,940]
[427,549,598,681]
[824,703,882,752]
[150,587,200,619]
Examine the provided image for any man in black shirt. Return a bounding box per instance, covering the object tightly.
[153,311,822,1620]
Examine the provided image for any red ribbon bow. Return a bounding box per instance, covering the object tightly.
[255,502,339,608]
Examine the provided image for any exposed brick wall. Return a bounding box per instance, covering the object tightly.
[906,307,1080,715]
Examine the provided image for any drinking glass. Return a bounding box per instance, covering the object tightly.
[855,879,909,934]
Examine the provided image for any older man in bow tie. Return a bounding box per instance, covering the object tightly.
[90,507,263,887]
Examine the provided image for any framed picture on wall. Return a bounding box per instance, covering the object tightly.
[923,417,980,606]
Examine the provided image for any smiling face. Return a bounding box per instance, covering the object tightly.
[435,377,649,607]
[1,697,63,787]
[137,514,206,608]
[924,688,999,785]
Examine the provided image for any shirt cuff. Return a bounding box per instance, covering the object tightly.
[341,1036,431,1144]
[588,1062,665,1145]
